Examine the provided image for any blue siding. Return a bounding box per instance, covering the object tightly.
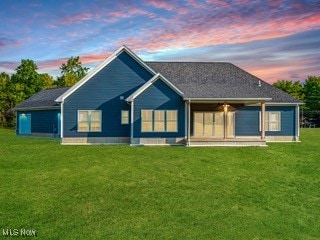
[235,107,260,136]
[63,51,153,137]
[235,106,296,136]
[134,79,185,138]
[17,110,60,136]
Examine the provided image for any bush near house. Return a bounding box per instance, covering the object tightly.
[0,128,319,239]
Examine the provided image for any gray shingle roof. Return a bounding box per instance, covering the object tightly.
[146,62,302,103]
[14,87,70,110]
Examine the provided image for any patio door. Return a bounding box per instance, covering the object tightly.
[227,112,235,138]
[193,112,234,138]
[194,112,224,137]
[214,112,224,138]
[194,112,213,136]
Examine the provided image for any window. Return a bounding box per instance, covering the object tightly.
[141,110,153,132]
[78,111,89,132]
[266,112,281,131]
[141,110,178,132]
[154,110,165,132]
[78,110,101,132]
[166,110,178,132]
[260,111,281,131]
[121,110,129,124]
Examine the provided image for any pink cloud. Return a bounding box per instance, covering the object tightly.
[61,12,94,25]
[144,0,188,14]
[118,11,320,53]
[36,52,110,72]
[0,38,21,49]
[60,6,154,25]
[79,52,110,64]
[37,58,67,71]
[0,61,19,71]
[243,57,320,83]
[145,0,176,11]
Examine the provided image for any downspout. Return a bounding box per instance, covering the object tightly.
[187,99,191,146]
[296,104,300,142]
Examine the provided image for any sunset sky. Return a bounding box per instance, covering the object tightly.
[0,0,319,83]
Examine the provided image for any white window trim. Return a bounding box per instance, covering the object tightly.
[141,110,178,133]
[166,110,178,132]
[77,110,102,132]
[121,110,129,125]
[259,111,281,132]
[141,110,153,132]
[154,110,166,132]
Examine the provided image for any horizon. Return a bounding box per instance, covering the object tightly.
[1,0,320,83]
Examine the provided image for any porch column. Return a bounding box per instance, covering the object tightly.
[261,102,266,140]
[61,102,64,138]
[187,100,191,146]
[223,103,228,139]
[130,101,134,144]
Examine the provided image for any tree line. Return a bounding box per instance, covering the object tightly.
[273,76,320,127]
[0,57,89,128]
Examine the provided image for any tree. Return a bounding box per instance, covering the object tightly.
[57,56,89,87]
[273,80,304,100]
[0,72,11,126]
[39,73,55,89]
[303,76,320,111]
[11,59,42,102]
[0,60,54,128]
[0,72,20,128]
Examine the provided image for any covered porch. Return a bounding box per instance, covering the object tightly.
[185,99,268,146]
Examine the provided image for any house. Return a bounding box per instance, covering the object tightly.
[14,46,303,146]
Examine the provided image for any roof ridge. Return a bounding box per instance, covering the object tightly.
[146,61,231,64]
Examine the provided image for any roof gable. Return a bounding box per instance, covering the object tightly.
[126,73,184,102]
[55,45,156,103]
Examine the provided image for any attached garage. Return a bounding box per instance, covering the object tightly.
[14,87,69,138]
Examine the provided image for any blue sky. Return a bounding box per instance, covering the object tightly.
[0,0,319,82]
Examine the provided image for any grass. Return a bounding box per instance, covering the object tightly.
[0,129,319,239]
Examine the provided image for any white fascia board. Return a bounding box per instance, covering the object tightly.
[55,45,156,103]
[183,98,272,101]
[126,73,184,102]
[248,102,305,106]
[14,106,61,111]
[122,45,156,75]
[265,102,305,106]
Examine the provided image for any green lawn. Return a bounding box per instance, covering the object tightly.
[0,129,319,239]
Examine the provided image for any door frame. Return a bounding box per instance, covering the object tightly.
[193,111,235,138]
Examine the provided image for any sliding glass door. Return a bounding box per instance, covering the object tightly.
[193,112,234,138]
